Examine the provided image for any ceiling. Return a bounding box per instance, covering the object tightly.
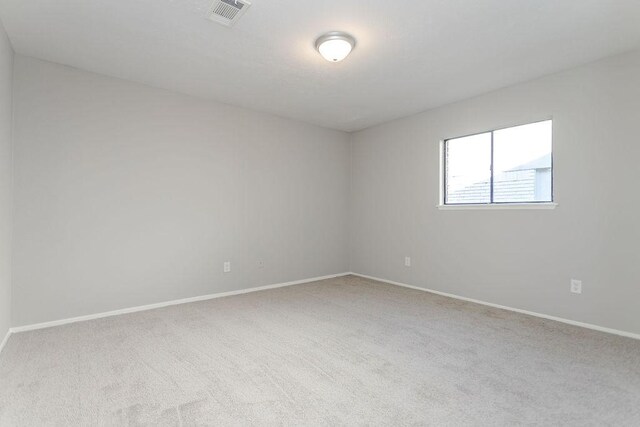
[1,1,640,132]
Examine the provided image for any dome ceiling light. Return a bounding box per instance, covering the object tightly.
[315,32,356,62]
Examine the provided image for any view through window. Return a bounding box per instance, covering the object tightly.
[444,120,552,205]
[444,120,553,204]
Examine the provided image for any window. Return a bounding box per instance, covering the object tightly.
[443,120,553,206]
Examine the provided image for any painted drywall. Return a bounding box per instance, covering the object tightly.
[0,19,13,343]
[350,49,640,335]
[11,56,350,327]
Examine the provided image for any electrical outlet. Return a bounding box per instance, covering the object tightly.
[258,260,264,268]
[223,261,231,273]
[570,279,582,294]
[404,256,411,267]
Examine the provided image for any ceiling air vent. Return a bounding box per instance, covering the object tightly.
[208,0,251,27]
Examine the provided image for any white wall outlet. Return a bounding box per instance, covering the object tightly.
[404,256,411,267]
[258,260,264,268]
[570,279,582,294]
[223,261,231,273]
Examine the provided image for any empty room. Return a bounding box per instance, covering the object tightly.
[1,0,639,425]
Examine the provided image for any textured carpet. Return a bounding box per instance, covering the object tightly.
[0,275,639,426]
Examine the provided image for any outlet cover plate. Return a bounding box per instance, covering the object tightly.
[570,279,582,294]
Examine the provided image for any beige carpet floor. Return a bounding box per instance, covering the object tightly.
[0,275,639,426]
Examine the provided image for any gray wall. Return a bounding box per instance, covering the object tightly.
[0,20,13,340]
[351,49,640,335]
[9,49,640,335]
[12,56,350,327]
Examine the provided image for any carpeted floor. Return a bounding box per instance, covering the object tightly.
[1,275,639,426]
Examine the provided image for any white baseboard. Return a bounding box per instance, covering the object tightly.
[10,272,351,334]
[9,271,638,341]
[0,330,10,356]
[350,272,640,341]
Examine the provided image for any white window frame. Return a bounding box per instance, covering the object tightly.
[438,119,557,210]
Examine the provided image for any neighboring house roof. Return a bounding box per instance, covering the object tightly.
[447,154,551,203]
[508,154,551,172]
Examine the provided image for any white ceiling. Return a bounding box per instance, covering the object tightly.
[1,0,640,131]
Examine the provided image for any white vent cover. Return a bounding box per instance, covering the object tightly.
[208,0,251,27]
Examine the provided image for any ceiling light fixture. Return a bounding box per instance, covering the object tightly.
[315,32,356,62]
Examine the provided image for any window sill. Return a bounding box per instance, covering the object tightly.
[437,202,557,210]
